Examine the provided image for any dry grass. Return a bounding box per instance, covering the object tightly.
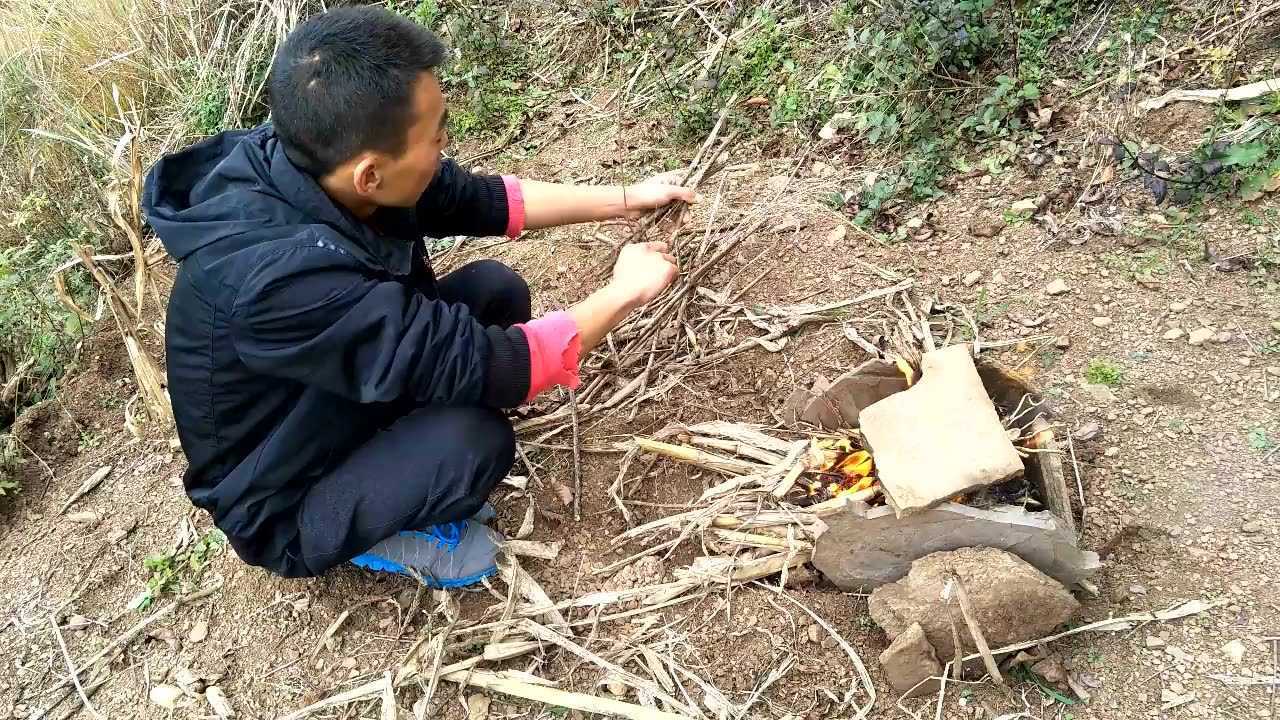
[0,0,313,247]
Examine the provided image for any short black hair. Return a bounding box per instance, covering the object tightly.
[268,6,447,176]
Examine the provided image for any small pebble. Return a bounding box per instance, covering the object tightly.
[1055,336,1071,349]
[1105,446,1120,457]
[1241,521,1263,534]
[963,271,983,287]
[1188,328,1215,346]
[1170,302,1188,312]
[1092,317,1113,328]
[1045,278,1070,295]
[1162,328,1185,341]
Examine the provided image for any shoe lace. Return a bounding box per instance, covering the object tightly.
[426,521,465,551]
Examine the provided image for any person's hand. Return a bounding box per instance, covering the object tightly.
[622,170,700,219]
[608,241,679,306]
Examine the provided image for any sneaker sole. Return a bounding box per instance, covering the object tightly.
[349,553,497,589]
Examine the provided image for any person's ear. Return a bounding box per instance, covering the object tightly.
[352,156,381,197]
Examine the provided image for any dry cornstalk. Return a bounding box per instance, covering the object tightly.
[632,438,767,475]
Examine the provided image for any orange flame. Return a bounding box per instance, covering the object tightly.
[895,356,916,388]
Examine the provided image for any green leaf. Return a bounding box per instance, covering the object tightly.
[1221,142,1268,168]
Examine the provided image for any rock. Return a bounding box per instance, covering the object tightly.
[1081,384,1117,404]
[868,548,1080,660]
[1128,584,1147,596]
[205,687,235,718]
[1188,328,1215,346]
[1072,422,1102,441]
[188,620,208,644]
[814,502,1099,590]
[149,685,184,710]
[878,623,942,698]
[606,679,629,697]
[1104,446,1120,458]
[1054,336,1071,350]
[963,271,983,287]
[807,623,822,644]
[1162,328,1185,341]
[1045,279,1070,296]
[1273,320,1280,334]
[1145,635,1166,648]
[804,360,910,430]
[1222,639,1247,664]
[1170,302,1188,312]
[766,175,790,194]
[467,693,491,720]
[66,512,99,524]
[969,218,1004,238]
[859,346,1023,516]
[820,635,839,650]
[1031,656,1067,686]
[1241,521,1263,534]
[1213,331,1233,343]
[1092,317,1113,328]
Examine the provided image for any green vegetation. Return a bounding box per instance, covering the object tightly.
[1084,359,1124,387]
[1247,426,1275,452]
[134,529,226,610]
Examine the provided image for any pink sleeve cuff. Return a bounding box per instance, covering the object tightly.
[516,311,581,404]
[502,175,525,239]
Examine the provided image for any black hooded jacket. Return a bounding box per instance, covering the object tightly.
[142,124,530,567]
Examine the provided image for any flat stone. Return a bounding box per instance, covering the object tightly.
[1092,317,1113,328]
[1241,521,1263,534]
[1170,302,1188,312]
[878,622,942,698]
[1045,279,1070,296]
[813,502,1100,591]
[963,271,983,287]
[806,359,910,430]
[1188,328,1215,346]
[868,548,1080,661]
[860,345,1024,516]
[1163,328,1185,341]
[1081,384,1118,404]
[1213,331,1233,343]
[1146,636,1166,648]
[1054,336,1071,349]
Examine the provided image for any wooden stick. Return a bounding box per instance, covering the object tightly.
[569,388,582,522]
[519,620,697,715]
[686,436,786,466]
[948,575,1003,685]
[48,617,102,720]
[58,466,113,514]
[499,555,572,635]
[441,668,691,720]
[502,540,563,561]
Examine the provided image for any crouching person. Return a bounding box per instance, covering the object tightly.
[142,6,692,588]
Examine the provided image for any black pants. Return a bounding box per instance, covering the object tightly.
[289,260,530,576]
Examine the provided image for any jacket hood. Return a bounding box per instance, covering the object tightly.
[141,124,406,272]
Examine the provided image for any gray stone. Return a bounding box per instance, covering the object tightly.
[1163,328,1185,341]
[868,548,1080,661]
[1188,327,1215,346]
[814,359,910,429]
[860,345,1024,516]
[1045,279,1070,296]
[813,501,1100,591]
[878,622,942,698]
[1092,316,1113,328]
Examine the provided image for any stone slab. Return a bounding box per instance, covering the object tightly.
[812,501,1100,591]
[859,345,1024,515]
[878,622,942,698]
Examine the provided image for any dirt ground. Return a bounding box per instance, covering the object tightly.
[1,91,1278,720]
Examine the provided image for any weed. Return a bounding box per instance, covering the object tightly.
[133,529,226,610]
[78,430,101,452]
[1084,359,1123,387]
[1038,347,1062,369]
[1247,427,1275,451]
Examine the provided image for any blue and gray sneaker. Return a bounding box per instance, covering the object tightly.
[350,519,502,589]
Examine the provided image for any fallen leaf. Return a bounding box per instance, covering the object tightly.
[63,615,93,631]
[515,500,535,540]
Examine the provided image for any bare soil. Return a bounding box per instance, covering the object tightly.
[1,95,1278,720]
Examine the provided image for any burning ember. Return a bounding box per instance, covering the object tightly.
[801,437,883,504]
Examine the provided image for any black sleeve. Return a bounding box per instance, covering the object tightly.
[415,159,510,239]
[228,241,530,408]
